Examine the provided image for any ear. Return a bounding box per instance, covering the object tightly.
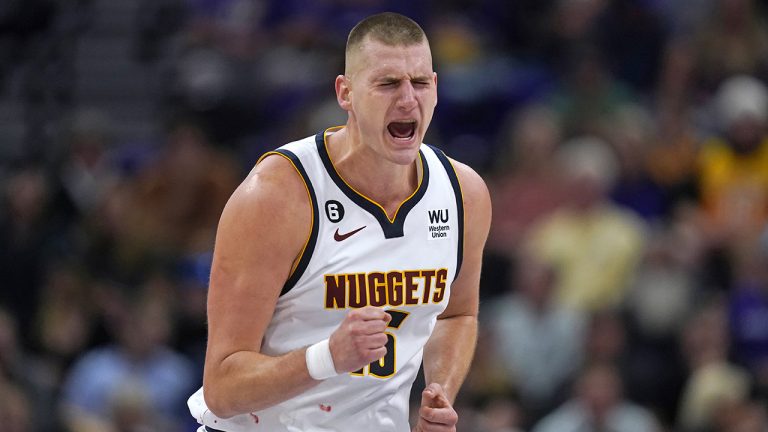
[335,75,352,111]
[433,72,438,106]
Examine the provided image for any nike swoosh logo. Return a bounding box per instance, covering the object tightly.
[334,226,366,242]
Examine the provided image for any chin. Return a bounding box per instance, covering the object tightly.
[387,146,421,166]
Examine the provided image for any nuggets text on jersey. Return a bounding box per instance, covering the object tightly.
[324,269,448,309]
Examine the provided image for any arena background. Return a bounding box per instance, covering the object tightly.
[1,0,768,430]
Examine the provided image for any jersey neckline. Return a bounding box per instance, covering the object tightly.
[315,127,430,239]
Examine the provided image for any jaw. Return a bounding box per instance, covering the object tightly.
[383,131,422,166]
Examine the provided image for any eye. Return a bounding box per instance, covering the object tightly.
[412,80,431,88]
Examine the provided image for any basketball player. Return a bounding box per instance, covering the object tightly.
[187,12,491,432]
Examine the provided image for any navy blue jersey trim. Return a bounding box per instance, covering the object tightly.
[427,145,464,277]
[315,131,429,239]
[205,427,226,432]
[269,149,319,296]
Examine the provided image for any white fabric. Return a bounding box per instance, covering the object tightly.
[306,339,338,380]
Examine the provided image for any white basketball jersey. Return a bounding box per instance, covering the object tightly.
[188,127,464,432]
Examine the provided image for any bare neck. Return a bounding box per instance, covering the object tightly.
[326,127,420,218]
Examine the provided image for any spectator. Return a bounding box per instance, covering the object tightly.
[658,0,768,134]
[645,107,700,214]
[486,252,586,422]
[60,284,195,431]
[488,104,567,255]
[697,75,768,246]
[0,307,59,431]
[35,261,95,368]
[533,362,659,432]
[527,136,646,312]
[677,300,751,431]
[607,104,671,221]
[0,164,59,340]
[546,46,635,138]
[584,307,687,428]
[626,219,701,342]
[122,119,239,258]
[53,108,120,218]
[727,237,768,395]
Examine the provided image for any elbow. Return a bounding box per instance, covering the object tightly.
[203,383,239,419]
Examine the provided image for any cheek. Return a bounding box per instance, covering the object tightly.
[355,101,387,125]
[421,100,436,123]
[419,92,438,113]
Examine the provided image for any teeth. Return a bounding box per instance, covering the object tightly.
[387,120,417,140]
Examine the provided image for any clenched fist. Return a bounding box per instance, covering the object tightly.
[413,383,458,432]
[328,306,391,373]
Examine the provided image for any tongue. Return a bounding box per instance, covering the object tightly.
[388,122,414,138]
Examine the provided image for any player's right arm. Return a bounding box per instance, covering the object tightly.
[202,154,389,419]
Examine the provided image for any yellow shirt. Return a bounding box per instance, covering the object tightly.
[698,137,768,235]
[528,205,645,312]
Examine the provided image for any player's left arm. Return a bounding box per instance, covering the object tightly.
[416,159,491,431]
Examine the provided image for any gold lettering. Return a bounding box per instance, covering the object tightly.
[421,269,436,304]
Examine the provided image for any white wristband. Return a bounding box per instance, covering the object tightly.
[305,339,339,380]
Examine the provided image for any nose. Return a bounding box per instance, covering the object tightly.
[396,81,417,111]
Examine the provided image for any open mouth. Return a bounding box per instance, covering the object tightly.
[387,121,417,141]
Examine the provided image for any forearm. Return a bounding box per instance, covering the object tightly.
[204,347,320,418]
[422,314,478,402]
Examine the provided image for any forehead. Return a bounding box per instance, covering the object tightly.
[350,39,433,78]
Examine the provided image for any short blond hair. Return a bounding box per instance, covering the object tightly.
[345,12,427,72]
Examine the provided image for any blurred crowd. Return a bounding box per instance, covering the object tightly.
[1,0,768,431]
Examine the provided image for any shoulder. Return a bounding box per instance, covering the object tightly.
[232,133,319,209]
[450,159,490,205]
[226,152,310,218]
[422,145,491,222]
[445,158,491,228]
[212,150,312,265]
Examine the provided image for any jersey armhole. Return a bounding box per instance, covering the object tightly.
[425,145,465,279]
[257,150,319,295]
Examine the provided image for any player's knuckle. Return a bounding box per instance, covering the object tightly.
[376,334,388,346]
[372,347,387,359]
[353,349,367,362]
[419,406,432,419]
[348,322,364,335]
